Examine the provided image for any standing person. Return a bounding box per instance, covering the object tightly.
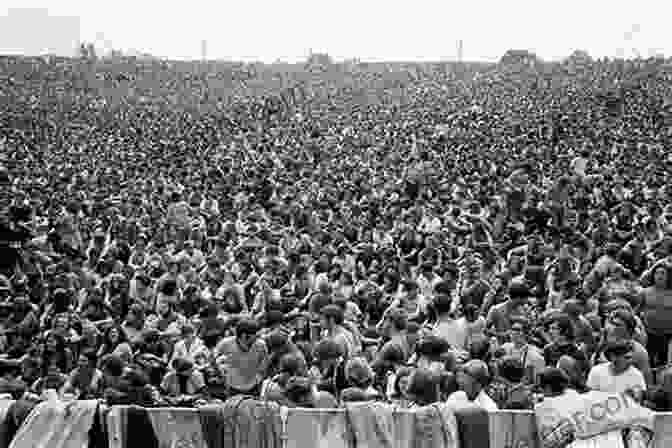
[543,314,588,373]
[432,293,467,352]
[166,191,191,234]
[161,357,207,401]
[385,280,428,321]
[587,340,646,401]
[448,360,498,411]
[500,319,545,384]
[312,339,348,399]
[62,350,103,399]
[170,324,209,370]
[375,308,412,363]
[214,318,268,397]
[486,279,530,344]
[319,304,357,358]
[640,263,672,367]
[594,308,652,386]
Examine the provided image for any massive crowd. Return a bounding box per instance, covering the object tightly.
[0,52,672,412]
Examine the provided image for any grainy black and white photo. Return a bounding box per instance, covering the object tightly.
[0,2,670,448]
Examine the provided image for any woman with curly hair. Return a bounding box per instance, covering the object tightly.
[97,325,133,364]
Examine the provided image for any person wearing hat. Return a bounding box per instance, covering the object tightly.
[448,359,498,411]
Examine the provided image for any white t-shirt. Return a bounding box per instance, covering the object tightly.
[570,156,588,177]
[433,318,468,351]
[447,389,499,411]
[586,363,646,395]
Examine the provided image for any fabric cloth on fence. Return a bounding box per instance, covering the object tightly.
[414,403,460,448]
[198,405,225,448]
[535,390,655,448]
[344,402,395,448]
[147,407,206,448]
[8,399,98,448]
[488,411,532,448]
[1,399,36,448]
[452,404,490,448]
[0,399,15,448]
[106,406,124,448]
[88,404,108,448]
[125,406,159,448]
[565,432,624,448]
[220,396,282,448]
[285,408,349,448]
[391,410,415,448]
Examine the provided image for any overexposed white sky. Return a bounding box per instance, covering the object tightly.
[0,1,670,62]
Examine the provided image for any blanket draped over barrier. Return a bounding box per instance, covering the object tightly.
[534,391,655,448]
[1,397,671,448]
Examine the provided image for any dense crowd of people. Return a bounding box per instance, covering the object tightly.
[0,52,672,412]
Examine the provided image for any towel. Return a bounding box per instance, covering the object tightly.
[198,405,224,448]
[535,391,654,448]
[8,400,99,448]
[285,408,349,448]
[413,403,460,448]
[344,402,395,448]
[147,407,205,448]
[221,396,282,448]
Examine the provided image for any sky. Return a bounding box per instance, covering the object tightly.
[0,1,670,63]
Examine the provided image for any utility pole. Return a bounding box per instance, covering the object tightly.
[201,40,207,61]
[457,39,463,63]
